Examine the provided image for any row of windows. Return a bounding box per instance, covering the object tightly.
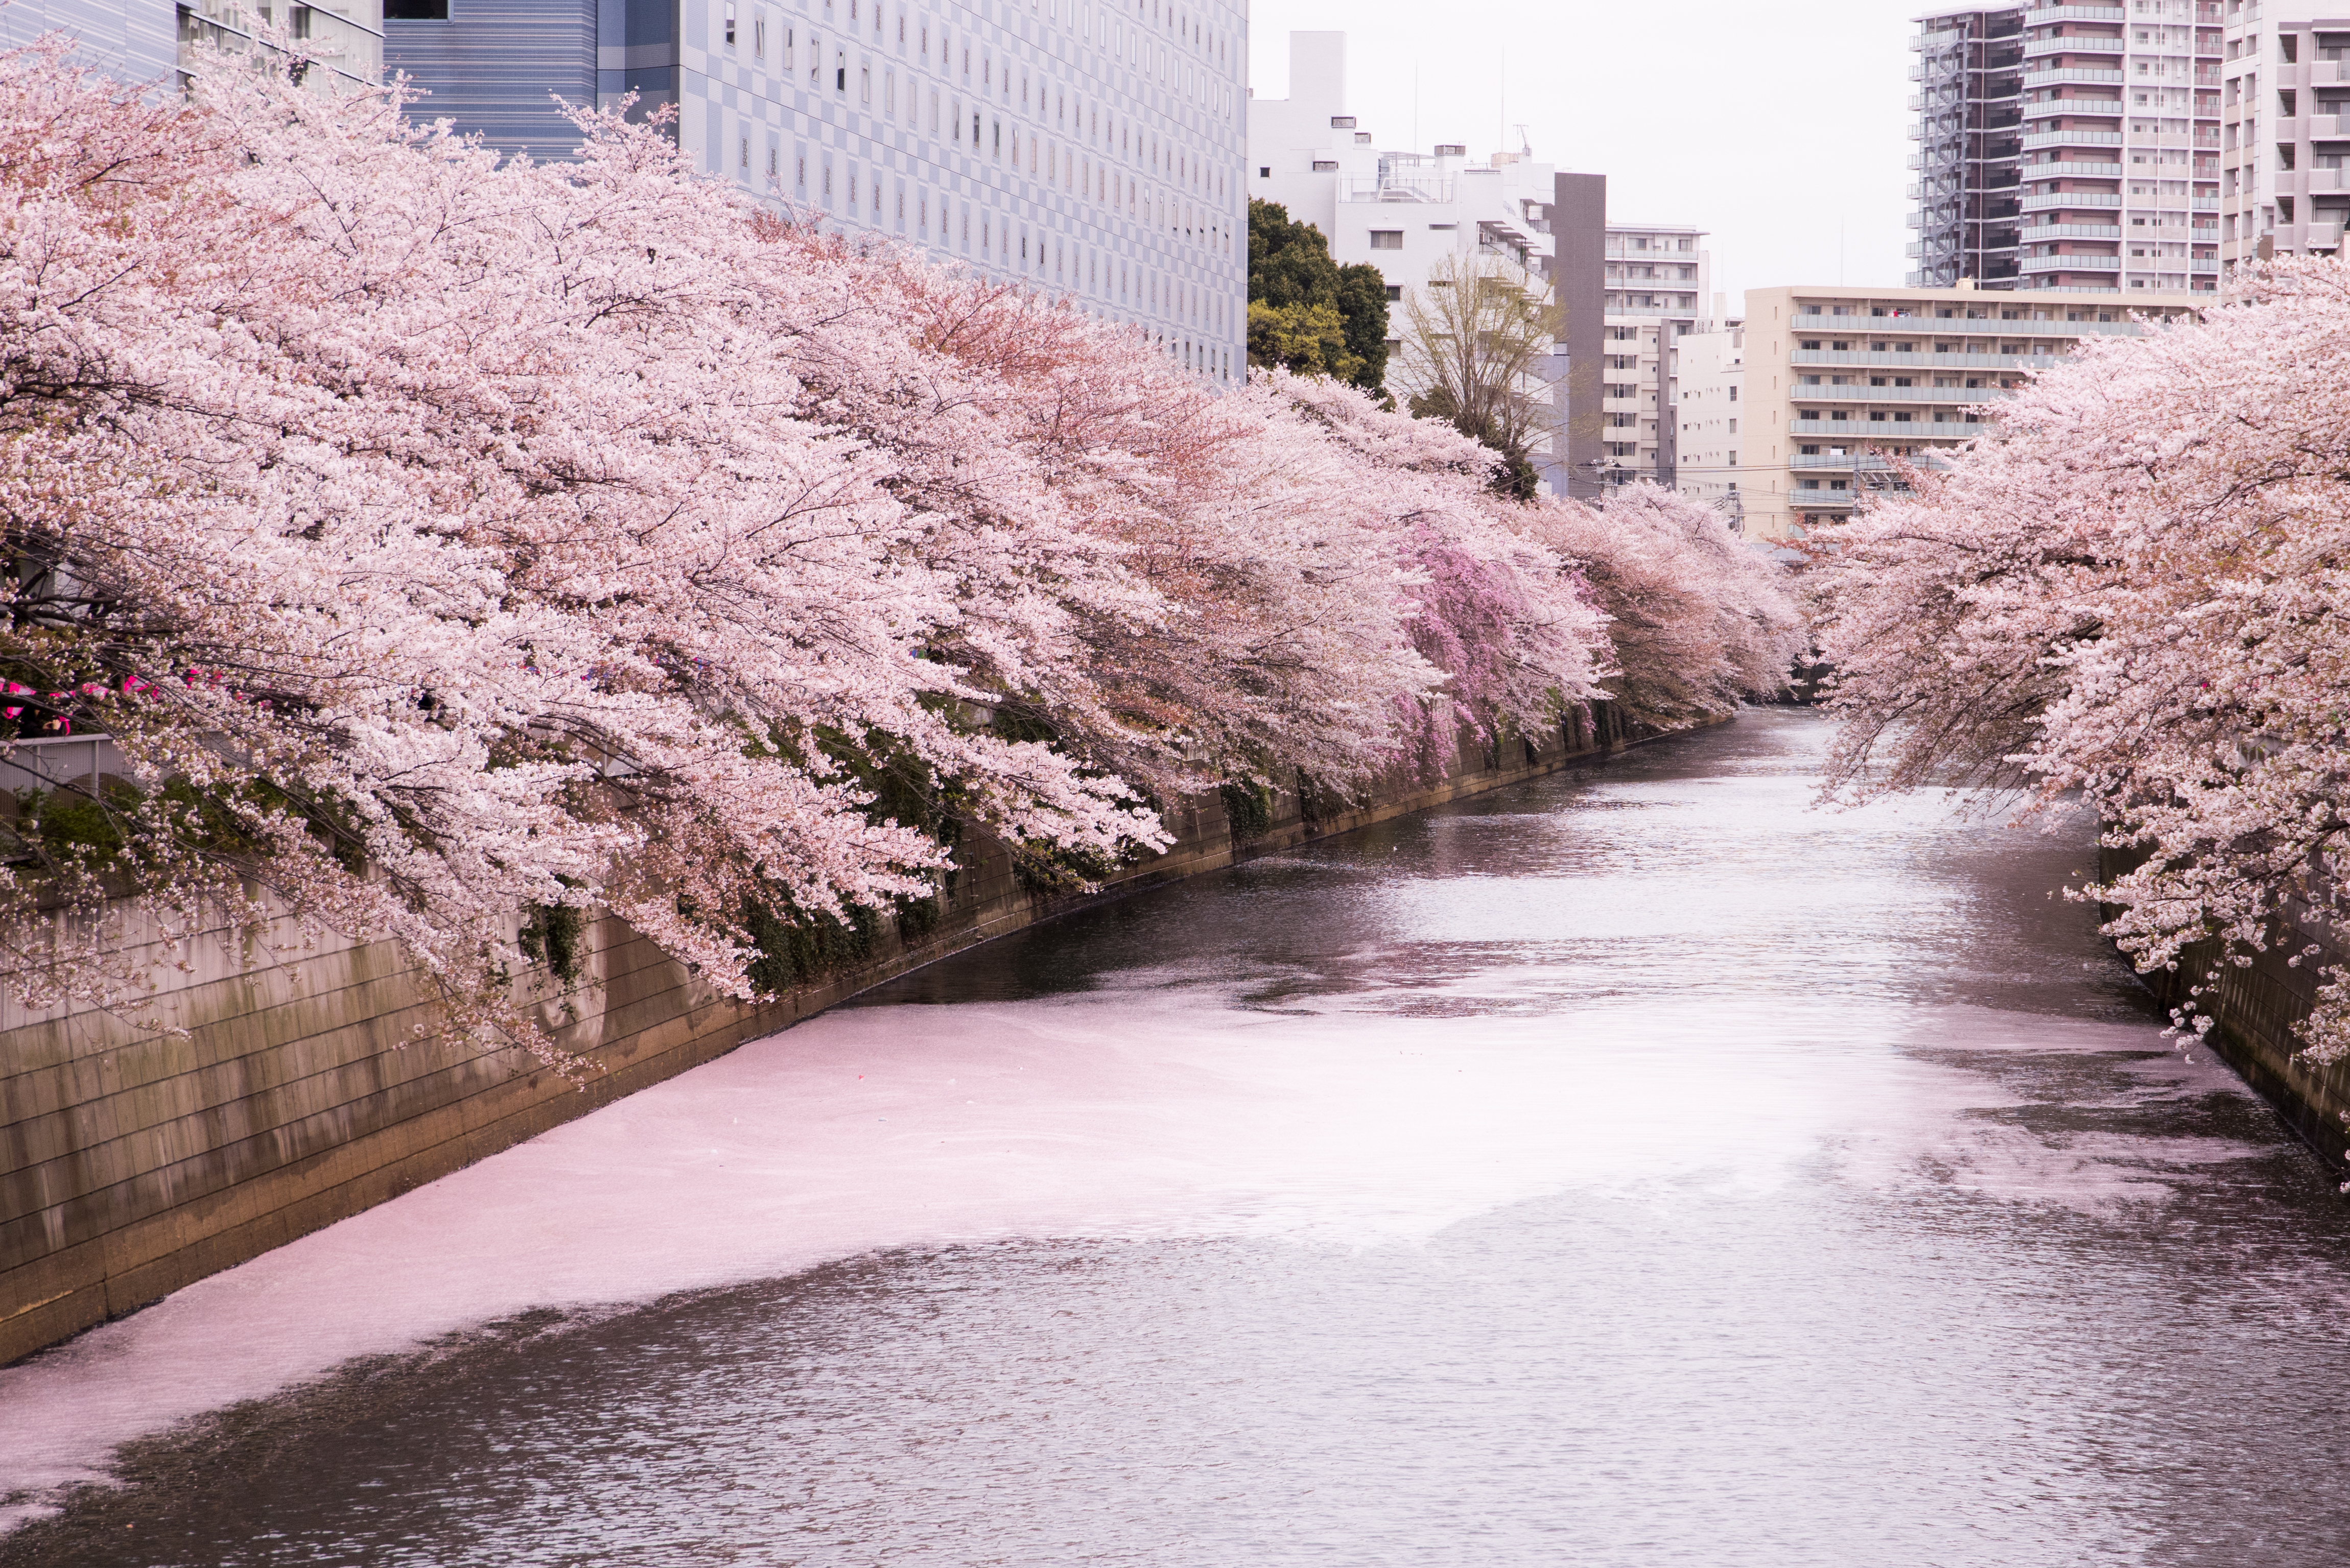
[719,104,1235,270]
[704,14,1241,265]
[727,133,1236,331]
[712,0,1242,138]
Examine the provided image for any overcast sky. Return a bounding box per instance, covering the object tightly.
[1243,0,1919,312]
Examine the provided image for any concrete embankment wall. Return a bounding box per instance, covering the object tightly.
[2101,847,2350,1176]
[1,701,1657,1365]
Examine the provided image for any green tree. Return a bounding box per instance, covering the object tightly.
[1247,199,1389,393]
[1396,251,1561,502]
[1246,300,1362,384]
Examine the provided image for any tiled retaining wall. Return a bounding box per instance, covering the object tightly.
[1,701,1657,1364]
[2102,846,2350,1175]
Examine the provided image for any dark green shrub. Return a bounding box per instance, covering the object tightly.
[1219,780,1275,842]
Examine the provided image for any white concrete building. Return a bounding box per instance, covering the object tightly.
[1675,326,1746,529]
[1600,223,1713,486]
[1247,30,1559,325]
[2220,0,2350,276]
[1246,31,1721,494]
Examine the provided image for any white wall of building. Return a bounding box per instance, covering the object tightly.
[680,0,1249,381]
[1675,327,1746,528]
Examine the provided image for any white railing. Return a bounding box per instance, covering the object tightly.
[2019,222,2124,239]
[2023,160,2125,177]
[2021,252,2124,271]
[0,734,127,796]
[2023,66,2125,86]
[2022,191,2122,209]
[2022,128,2125,148]
[1339,175,1455,203]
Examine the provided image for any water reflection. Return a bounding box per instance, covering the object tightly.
[7,710,2348,1567]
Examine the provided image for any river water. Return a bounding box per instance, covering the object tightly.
[7,709,2350,1566]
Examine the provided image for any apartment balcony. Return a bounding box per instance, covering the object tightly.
[2311,222,2347,250]
[1789,383,2023,403]
[2192,195,2218,209]
[1790,419,1995,441]
[2023,34,2123,58]
[1791,452,1959,474]
[2018,222,2123,239]
[1795,349,2051,369]
[2025,4,2127,18]
[2021,128,2124,150]
[2313,60,2350,85]
[2020,252,2123,272]
[2025,160,2124,178]
[2305,169,2350,193]
[2022,66,2125,88]
[2311,115,2350,138]
[1792,312,2141,336]
[2190,255,2222,270]
[2021,191,2122,210]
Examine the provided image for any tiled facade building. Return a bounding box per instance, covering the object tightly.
[2,0,384,93]
[388,0,1251,379]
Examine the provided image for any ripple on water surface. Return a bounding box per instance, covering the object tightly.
[6,710,2349,1567]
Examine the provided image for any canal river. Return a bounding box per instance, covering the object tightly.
[6,709,2350,1565]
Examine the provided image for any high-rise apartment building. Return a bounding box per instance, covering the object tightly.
[1911,1,2221,297]
[2220,1,2350,277]
[386,0,1249,380]
[1910,4,2025,287]
[1599,223,1709,486]
[1692,282,2198,541]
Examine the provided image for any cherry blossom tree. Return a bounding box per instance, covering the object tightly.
[1,38,1800,1064]
[1517,482,1806,732]
[1812,259,2350,1060]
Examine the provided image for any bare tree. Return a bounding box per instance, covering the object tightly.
[1393,251,1563,498]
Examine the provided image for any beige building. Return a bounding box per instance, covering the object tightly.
[1709,282,2198,541]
